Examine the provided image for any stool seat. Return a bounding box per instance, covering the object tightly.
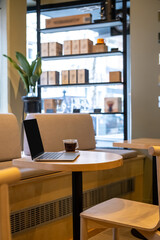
[80,146,160,240]
[81,198,159,231]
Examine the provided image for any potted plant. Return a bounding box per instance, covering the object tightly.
[3,52,42,113]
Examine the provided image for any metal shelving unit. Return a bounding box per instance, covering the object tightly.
[36,0,129,148]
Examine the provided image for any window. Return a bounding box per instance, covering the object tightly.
[0,1,8,113]
[26,12,37,63]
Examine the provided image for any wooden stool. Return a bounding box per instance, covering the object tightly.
[80,146,160,240]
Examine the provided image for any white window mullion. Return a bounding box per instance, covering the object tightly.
[0,0,8,113]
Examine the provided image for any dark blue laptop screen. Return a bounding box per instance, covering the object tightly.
[23,119,44,159]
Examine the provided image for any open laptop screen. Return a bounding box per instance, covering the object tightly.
[23,119,44,159]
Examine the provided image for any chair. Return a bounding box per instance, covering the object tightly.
[0,167,21,240]
[80,146,160,240]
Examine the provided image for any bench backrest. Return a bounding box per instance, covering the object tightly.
[0,114,21,161]
[24,113,96,155]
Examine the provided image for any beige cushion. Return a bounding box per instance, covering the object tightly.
[0,114,21,161]
[0,160,55,180]
[94,148,138,159]
[24,113,96,155]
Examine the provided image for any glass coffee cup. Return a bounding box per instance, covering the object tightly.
[63,139,79,152]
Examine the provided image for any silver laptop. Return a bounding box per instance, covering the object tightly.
[23,119,80,162]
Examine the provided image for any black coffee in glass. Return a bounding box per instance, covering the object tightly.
[64,142,76,152]
[63,139,78,152]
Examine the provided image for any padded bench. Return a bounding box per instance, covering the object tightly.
[23,113,138,160]
[0,113,53,179]
[0,113,145,240]
[0,113,138,179]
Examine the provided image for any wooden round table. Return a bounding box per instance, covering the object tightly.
[13,150,123,240]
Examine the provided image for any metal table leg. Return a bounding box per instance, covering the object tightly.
[152,155,158,205]
[72,171,83,240]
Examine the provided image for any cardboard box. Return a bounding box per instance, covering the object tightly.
[62,70,69,84]
[41,43,49,57]
[78,69,89,84]
[72,40,80,54]
[109,71,122,82]
[92,44,108,53]
[104,97,122,113]
[80,39,93,54]
[44,99,57,113]
[70,70,78,84]
[48,71,59,85]
[46,14,92,28]
[63,40,72,55]
[49,42,62,56]
[40,71,48,85]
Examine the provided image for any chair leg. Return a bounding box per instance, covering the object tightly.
[80,217,88,240]
[112,228,119,240]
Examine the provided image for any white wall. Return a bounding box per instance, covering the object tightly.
[5,0,26,128]
[0,0,8,112]
[130,0,160,202]
[130,0,160,139]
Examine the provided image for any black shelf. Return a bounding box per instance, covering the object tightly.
[42,51,123,61]
[38,81,124,88]
[40,20,122,34]
[40,111,124,115]
[90,112,124,115]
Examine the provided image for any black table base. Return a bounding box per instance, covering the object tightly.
[72,172,83,240]
[152,155,158,205]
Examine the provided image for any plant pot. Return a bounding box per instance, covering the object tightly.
[22,96,41,113]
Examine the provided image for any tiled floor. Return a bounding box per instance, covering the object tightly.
[90,227,139,240]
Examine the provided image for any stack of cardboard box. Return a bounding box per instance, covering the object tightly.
[62,69,89,84]
[40,71,59,85]
[46,14,92,28]
[109,71,122,82]
[41,42,62,57]
[44,99,57,113]
[63,39,93,55]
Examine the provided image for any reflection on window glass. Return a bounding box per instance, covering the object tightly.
[26,12,37,63]
[41,84,123,113]
[28,48,33,59]
[92,114,124,147]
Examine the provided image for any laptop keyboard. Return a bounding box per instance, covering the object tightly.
[37,152,63,160]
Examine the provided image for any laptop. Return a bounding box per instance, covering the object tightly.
[23,119,80,162]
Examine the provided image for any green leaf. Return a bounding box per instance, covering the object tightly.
[3,52,42,94]
[30,75,39,86]
[30,59,37,73]
[32,57,42,77]
[18,71,29,93]
[16,52,31,76]
[3,54,24,74]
